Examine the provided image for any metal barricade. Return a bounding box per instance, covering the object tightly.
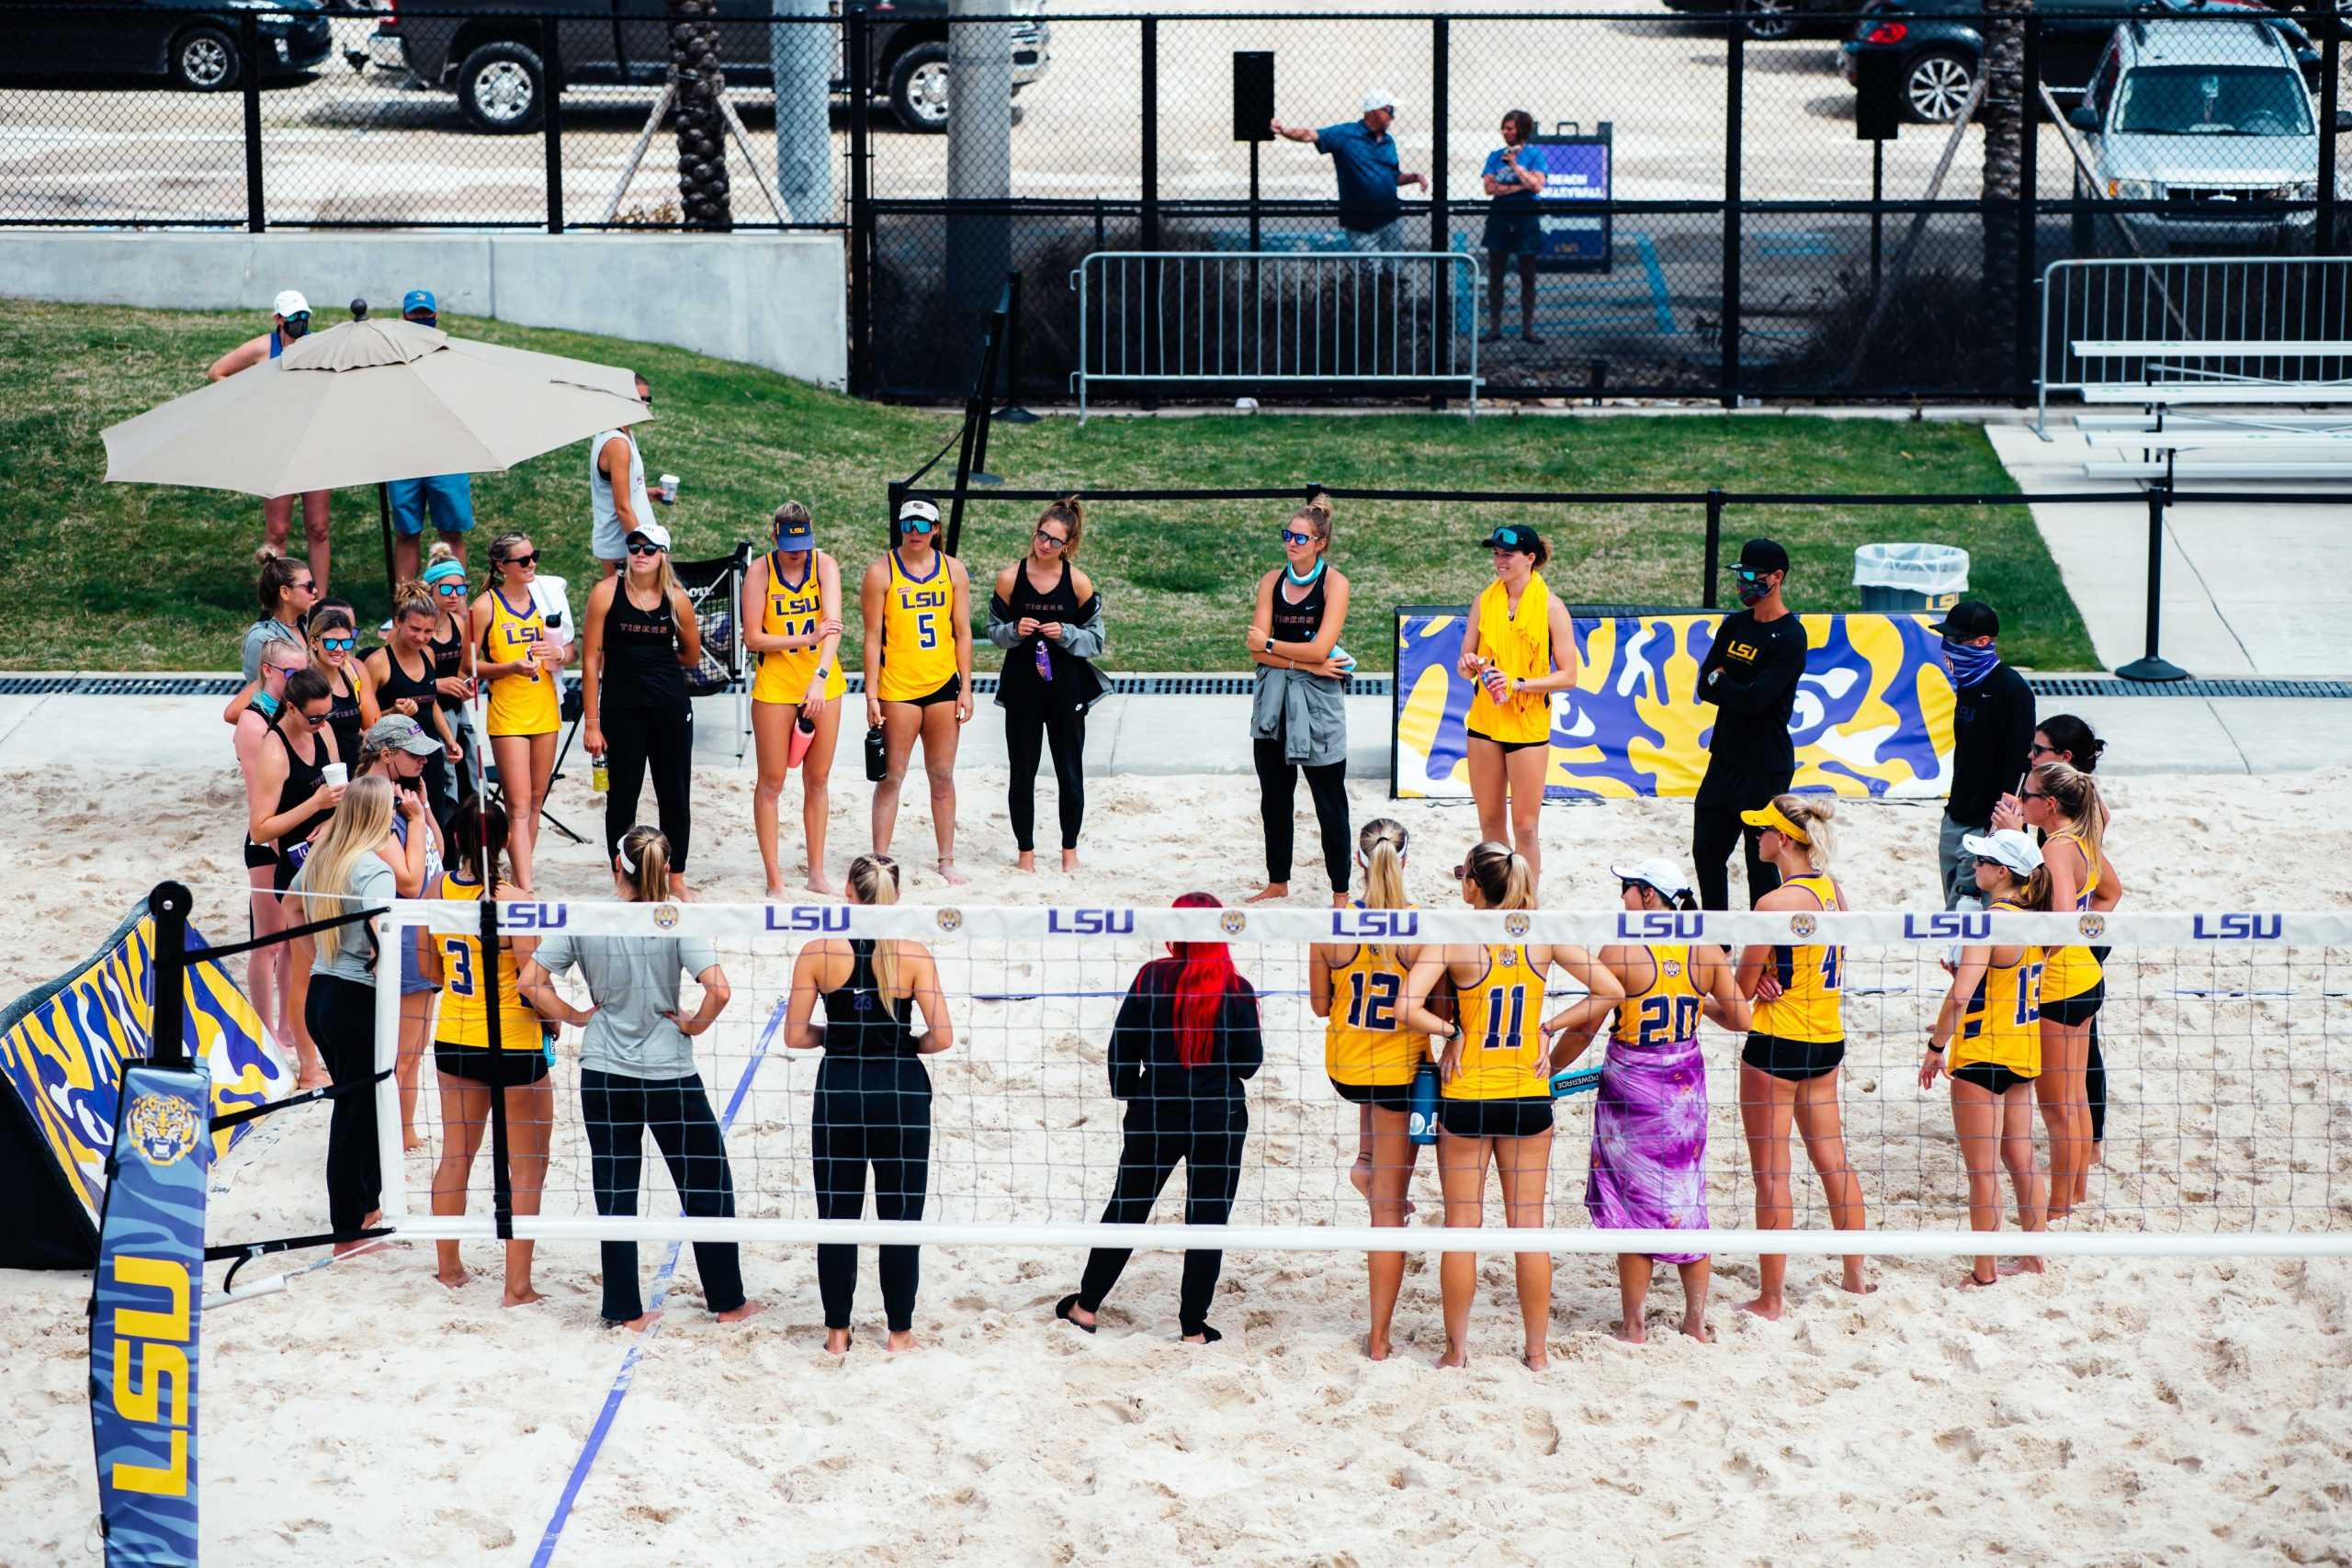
[1069,251,1479,422]
[2036,256,2352,436]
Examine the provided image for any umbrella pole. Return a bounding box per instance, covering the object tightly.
[377,482,398,608]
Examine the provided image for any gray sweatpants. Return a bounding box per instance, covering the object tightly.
[1939,811,1986,909]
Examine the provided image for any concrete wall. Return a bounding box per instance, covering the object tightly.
[0,231,847,389]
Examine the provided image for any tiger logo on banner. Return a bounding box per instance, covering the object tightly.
[1393,610,1956,800]
[0,900,292,1249]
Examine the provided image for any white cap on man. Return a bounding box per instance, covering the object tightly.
[273,289,311,320]
[1362,88,1397,116]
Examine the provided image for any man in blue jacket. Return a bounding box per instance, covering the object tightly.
[1272,89,1428,253]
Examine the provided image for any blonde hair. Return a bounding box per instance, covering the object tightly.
[427,541,462,570]
[1291,493,1335,553]
[1037,496,1085,559]
[1461,840,1535,912]
[488,532,533,578]
[1767,793,1838,872]
[390,579,435,622]
[2033,761,2108,867]
[1357,818,1408,911]
[772,501,812,542]
[293,774,397,964]
[846,853,908,1006]
[616,825,672,903]
[625,540,678,605]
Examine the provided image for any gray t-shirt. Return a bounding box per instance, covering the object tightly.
[533,932,722,1079]
[241,617,298,682]
[300,852,399,986]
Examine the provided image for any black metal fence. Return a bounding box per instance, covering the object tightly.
[4,5,2346,406]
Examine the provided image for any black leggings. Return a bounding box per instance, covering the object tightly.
[582,1068,746,1323]
[1253,739,1351,895]
[1006,700,1086,852]
[304,974,381,1236]
[1691,795,1785,911]
[812,1056,933,1333]
[2087,1014,2108,1144]
[602,700,695,872]
[1078,1104,1247,1337]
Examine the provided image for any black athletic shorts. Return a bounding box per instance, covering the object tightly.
[1952,1061,2034,1097]
[1742,1032,1847,1083]
[900,673,963,708]
[434,1040,549,1088]
[1465,725,1545,756]
[2041,979,2104,1028]
[1330,1077,1414,1113]
[1439,1096,1555,1139]
[243,838,277,872]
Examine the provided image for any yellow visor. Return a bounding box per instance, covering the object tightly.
[1739,803,1809,844]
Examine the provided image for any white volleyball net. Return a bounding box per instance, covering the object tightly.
[374,900,2352,1258]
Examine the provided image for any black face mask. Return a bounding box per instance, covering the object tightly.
[280,314,311,340]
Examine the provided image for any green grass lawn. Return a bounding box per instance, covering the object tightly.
[0,299,2097,671]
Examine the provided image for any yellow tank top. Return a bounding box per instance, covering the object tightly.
[1446,944,1549,1101]
[1753,874,1845,1044]
[1323,935,1429,1087]
[1953,900,2042,1077]
[481,589,560,737]
[2039,828,2105,1003]
[876,548,958,703]
[431,874,542,1052]
[1463,574,1555,746]
[1611,943,1705,1050]
[752,550,848,705]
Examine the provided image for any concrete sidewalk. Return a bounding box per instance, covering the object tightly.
[1,687,2342,780]
[1984,423,2352,679]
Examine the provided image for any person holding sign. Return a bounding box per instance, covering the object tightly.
[1481,109,1547,344]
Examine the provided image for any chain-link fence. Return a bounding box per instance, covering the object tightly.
[5,5,2347,405]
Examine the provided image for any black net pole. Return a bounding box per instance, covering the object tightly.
[148,882,192,1072]
[2324,22,2342,253]
[848,9,875,395]
[1702,489,1724,610]
[542,14,566,235]
[241,13,264,232]
[2116,481,2188,682]
[2012,11,2039,404]
[1720,4,1745,409]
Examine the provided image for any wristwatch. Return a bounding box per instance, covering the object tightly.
[1263,637,1275,655]
[815,665,830,678]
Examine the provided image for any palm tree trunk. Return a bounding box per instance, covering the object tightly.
[1981,0,2028,341]
[670,0,733,231]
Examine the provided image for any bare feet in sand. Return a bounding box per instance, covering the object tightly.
[502,1286,547,1308]
[1330,893,1351,909]
[1614,1319,1646,1346]
[299,1069,332,1092]
[1434,1344,1467,1369]
[1681,1316,1713,1343]
[1061,849,1081,873]
[1015,852,1037,874]
[403,1132,425,1153]
[1522,1345,1550,1371]
[1957,1270,1999,1290]
[1840,1261,1877,1296]
[1364,1333,1393,1362]
[805,873,841,897]
[618,1309,663,1332]
[937,860,968,887]
[1997,1257,2046,1277]
[1246,882,1289,904]
[1737,1295,1784,1322]
[887,1329,918,1351]
[435,1265,470,1290]
[1349,1156,1373,1200]
[718,1300,769,1324]
[824,1327,853,1355]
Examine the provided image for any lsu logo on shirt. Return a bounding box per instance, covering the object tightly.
[1727,638,1760,663]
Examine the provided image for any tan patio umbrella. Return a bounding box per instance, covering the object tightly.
[100,315,651,496]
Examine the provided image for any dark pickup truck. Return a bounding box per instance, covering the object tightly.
[368,0,1049,133]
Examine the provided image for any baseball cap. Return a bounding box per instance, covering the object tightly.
[1930,600,1999,639]
[1736,537,1791,576]
[402,288,438,319]
[626,521,673,551]
[1610,859,1692,902]
[775,510,815,548]
[898,494,942,530]
[1961,828,2042,877]
[273,289,311,319]
[1480,523,1544,556]
[1362,88,1398,115]
[365,714,443,758]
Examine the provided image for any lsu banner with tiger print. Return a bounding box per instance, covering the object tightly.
[0,900,291,1269]
[1392,608,1957,801]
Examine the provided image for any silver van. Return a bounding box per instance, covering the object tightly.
[2070,17,2346,249]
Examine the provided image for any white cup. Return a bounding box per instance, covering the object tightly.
[320,762,348,787]
[660,473,680,504]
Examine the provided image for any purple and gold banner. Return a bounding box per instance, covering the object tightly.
[1393,609,1957,800]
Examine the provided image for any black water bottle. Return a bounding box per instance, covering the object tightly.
[865,724,888,783]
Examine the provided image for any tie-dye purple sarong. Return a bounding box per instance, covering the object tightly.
[1584,1035,1709,1263]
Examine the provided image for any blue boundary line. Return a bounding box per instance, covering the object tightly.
[528,996,791,1568]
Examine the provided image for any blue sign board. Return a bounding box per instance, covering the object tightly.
[1529,130,1614,273]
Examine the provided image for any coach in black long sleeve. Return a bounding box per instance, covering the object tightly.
[1692,537,1809,910]
[1934,599,2037,908]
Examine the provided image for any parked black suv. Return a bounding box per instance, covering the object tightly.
[6,0,334,91]
[1837,0,2318,123]
[369,0,1049,134]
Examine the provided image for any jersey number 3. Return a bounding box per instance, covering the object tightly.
[441,940,476,998]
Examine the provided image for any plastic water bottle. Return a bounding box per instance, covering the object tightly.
[1407,1062,1440,1146]
[591,755,608,795]
[1949,892,1983,971]
[1034,637,1053,682]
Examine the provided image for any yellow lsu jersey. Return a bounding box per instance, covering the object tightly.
[481,589,559,737]
[876,549,958,702]
[1753,874,1845,1044]
[431,874,542,1052]
[2039,828,2106,1004]
[1446,944,1549,1101]
[1324,940,1429,1087]
[752,550,848,705]
[1612,943,1705,1049]
[1954,901,2042,1077]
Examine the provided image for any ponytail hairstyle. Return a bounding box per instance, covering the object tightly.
[2013,863,2054,913]
[1291,493,1335,555]
[1767,793,1838,872]
[257,555,306,618]
[2038,713,2106,774]
[487,532,534,581]
[445,796,512,900]
[292,774,397,964]
[1461,840,1536,912]
[1168,891,1239,1069]
[615,825,672,903]
[846,853,908,1007]
[426,540,462,571]
[1037,495,1085,559]
[2032,761,2108,867]
[1356,818,1409,909]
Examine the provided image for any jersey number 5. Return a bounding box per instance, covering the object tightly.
[916,611,938,650]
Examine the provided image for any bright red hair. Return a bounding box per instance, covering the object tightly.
[1169,892,1237,1069]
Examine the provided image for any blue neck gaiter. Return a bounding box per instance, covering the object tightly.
[1943,637,2000,688]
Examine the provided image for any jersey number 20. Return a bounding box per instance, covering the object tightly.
[1635,992,1702,1046]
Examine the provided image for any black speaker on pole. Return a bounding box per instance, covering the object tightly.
[1234,51,1274,141]
[1854,50,1905,142]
